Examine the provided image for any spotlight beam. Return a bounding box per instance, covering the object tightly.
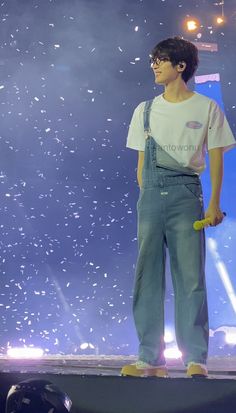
[207,238,236,313]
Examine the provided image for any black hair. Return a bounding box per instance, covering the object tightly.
[150,36,199,83]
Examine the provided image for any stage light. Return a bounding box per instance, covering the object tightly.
[164,329,175,344]
[7,347,44,358]
[225,333,236,345]
[80,342,95,350]
[183,17,200,32]
[164,347,182,359]
[80,342,89,350]
[214,0,226,25]
[215,15,226,25]
[216,16,224,24]
[187,20,198,31]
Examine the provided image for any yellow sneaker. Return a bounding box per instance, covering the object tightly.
[187,362,208,378]
[121,361,168,377]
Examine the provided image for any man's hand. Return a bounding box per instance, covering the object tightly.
[205,202,224,226]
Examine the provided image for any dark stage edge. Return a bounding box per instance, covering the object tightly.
[1,355,236,413]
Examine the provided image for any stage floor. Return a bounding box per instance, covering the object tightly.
[1,356,236,413]
[0,355,236,380]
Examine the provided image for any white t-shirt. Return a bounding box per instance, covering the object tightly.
[126,92,236,174]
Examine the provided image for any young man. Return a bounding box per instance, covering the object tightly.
[121,36,236,378]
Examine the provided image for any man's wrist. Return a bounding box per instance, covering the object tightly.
[209,198,220,207]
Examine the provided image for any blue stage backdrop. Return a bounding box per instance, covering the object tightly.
[0,0,235,356]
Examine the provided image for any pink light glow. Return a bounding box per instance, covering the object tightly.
[7,347,44,358]
[164,347,182,359]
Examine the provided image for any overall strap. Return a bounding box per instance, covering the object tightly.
[143,99,154,133]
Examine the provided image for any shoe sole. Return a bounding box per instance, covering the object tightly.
[121,365,168,378]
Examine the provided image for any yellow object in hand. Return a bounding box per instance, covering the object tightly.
[193,212,226,230]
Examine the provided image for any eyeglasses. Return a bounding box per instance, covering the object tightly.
[149,56,170,66]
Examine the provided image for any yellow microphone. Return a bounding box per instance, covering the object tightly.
[193,212,226,230]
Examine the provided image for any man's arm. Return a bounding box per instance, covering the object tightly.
[205,147,224,226]
[137,151,144,188]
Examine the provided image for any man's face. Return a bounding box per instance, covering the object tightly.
[150,55,180,85]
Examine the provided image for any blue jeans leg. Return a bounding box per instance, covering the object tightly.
[165,182,209,366]
[133,187,167,366]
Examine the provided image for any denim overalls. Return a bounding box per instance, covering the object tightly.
[133,99,209,366]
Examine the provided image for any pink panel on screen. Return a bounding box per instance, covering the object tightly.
[195,73,220,84]
[192,42,218,52]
